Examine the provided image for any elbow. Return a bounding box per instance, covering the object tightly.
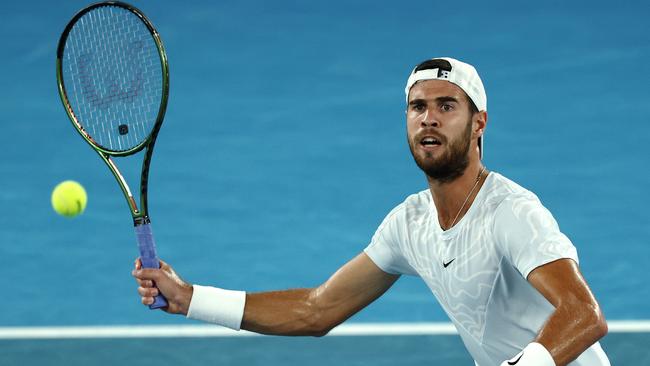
[311,327,332,338]
[596,320,608,340]
[304,289,339,337]
[306,315,337,337]
[593,308,608,340]
[559,298,608,342]
[583,301,608,341]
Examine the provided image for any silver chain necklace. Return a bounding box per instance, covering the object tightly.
[448,166,486,229]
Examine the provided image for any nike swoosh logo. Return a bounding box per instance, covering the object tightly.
[507,353,523,365]
[443,258,455,268]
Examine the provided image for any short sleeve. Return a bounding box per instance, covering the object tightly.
[493,194,579,278]
[364,204,417,276]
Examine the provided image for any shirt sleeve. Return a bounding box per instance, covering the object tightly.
[364,203,417,276]
[493,194,579,278]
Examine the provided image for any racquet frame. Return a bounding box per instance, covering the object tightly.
[56,1,169,224]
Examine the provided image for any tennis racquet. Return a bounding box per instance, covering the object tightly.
[56,1,169,309]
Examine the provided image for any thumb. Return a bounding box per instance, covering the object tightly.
[158,259,169,270]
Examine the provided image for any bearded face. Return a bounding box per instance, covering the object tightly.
[408,117,472,183]
[406,80,478,183]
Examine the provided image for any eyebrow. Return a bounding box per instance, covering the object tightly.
[408,96,460,106]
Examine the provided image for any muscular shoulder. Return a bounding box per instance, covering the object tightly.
[485,173,576,277]
[365,190,432,276]
[477,172,559,241]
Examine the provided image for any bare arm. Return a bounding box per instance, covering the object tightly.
[242,252,399,336]
[133,253,399,336]
[527,258,608,366]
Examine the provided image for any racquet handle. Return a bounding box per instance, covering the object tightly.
[135,222,168,309]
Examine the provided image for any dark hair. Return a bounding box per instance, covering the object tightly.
[413,59,479,115]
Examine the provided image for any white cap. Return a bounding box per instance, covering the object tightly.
[405,57,487,112]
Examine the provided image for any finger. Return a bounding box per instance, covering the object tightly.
[142,296,154,306]
[134,258,142,270]
[132,268,161,281]
[135,279,154,288]
[132,269,145,280]
[138,286,159,297]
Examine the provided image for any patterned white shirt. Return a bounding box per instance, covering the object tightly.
[364,172,610,366]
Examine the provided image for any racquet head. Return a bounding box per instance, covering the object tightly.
[56,1,169,156]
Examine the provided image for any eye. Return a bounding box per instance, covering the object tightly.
[411,102,426,112]
[440,103,454,112]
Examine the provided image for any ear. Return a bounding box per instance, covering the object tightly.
[473,111,488,139]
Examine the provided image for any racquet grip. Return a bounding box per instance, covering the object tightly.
[135,222,168,309]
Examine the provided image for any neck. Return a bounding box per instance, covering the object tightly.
[428,160,487,230]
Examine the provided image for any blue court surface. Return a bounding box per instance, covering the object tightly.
[0,0,649,365]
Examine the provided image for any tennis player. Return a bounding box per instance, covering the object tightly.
[133,57,610,366]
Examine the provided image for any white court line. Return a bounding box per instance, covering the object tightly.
[0,321,648,340]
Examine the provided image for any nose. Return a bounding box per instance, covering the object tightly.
[420,108,439,127]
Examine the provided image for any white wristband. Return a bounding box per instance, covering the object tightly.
[186,285,246,330]
[500,342,556,366]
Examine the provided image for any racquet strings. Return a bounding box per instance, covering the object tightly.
[61,5,163,153]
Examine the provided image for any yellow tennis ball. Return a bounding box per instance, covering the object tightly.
[51,180,87,217]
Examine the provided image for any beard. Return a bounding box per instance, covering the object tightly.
[408,119,472,183]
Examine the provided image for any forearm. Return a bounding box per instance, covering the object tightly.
[535,301,608,366]
[182,254,396,336]
[241,288,331,337]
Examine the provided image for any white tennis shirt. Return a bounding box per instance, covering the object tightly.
[364,172,610,366]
